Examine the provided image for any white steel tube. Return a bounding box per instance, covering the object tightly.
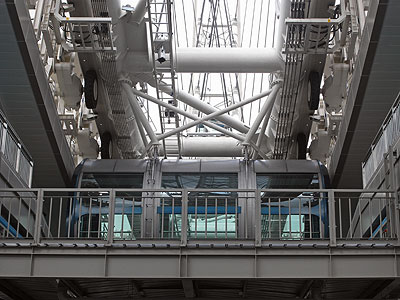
[33,0,45,39]
[159,84,250,133]
[175,48,284,73]
[252,114,269,159]
[131,88,246,142]
[243,83,281,145]
[158,89,273,140]
[129,0,152,24]
[274,0,291,53]
[106,0,123,19]
[121,82,159,145]
[178,137,243,157]
[127,99,149,147]
[131,88,268,159]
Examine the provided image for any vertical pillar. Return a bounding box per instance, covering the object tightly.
[1,124,7,154]
[107,189,115,245]
[15,143,21,173]
[28,161,34,188]
[255,189,262,247]
[328,190,337,247]
[181,189,188,247]
[388,146,400,242]
[34,189,44,244]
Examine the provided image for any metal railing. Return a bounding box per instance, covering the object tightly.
[51,0,114,53]
[0,112,34,187]
[0,188,398,246]
[362,93,400,186]
[284,15,346,55]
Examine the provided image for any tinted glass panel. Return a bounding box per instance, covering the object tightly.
[162,173,238,189]
[256,173,319,189]
[81,173,144,188]
[79,173,144,240]
[161,173,238,238]
[257,174,323,240]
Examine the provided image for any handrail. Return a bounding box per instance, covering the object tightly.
[0,188,397,246]
[362,92,400,186]
[0,110,34,187]
[53,0,112,23]
[51,0,114,52]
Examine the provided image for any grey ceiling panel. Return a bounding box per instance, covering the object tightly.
[0,0,75,187]
[329,0,400,188]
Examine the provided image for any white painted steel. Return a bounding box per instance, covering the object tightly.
[323,63,350,113]
[160,136,243,157]
[129,0,150,24]
[130,88,246,142]
[243,83,281,145]
[158,85,250,134]
[175,48,284,73]
[274,0,291,54]
[156,89,273,140]
[121,82,159,146]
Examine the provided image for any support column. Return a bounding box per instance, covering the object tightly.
[121,81,159,147]
[156,89,273,140]
[158,84,250,134]
[243,82,281,149]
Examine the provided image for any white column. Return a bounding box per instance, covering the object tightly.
[128,0,151,24]
[274,0,291,54]
[121,81,159,146]
[175,48,284,73]
[243,82,281,145]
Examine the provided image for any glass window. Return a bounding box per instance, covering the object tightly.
[78,173,144,240]
[81,173,144,189]
[257,173,323,240]
[162,173,238,190]
[160,173,239,239]
[256,173,319,189]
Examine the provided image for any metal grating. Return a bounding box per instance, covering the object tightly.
[91,0,139,158]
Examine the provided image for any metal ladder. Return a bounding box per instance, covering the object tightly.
[147,0,181,158]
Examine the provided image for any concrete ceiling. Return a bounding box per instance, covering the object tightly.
[329,0,400,188]
[0,0,75,187]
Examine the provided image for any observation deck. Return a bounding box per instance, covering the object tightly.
[0,187,399,299]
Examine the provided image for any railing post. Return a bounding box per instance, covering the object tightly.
[255,189,262,247]
[181,189,188,247]
[28,161,34,188]
[34,189,44,244]
[1,124,7,154]
[388,146,400,242]
[328,190,337,247]
[15,143,21,173]
[107,189,115,245]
